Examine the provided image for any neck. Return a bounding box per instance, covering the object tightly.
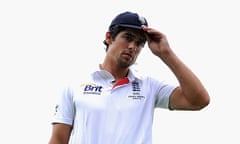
[99,63,129,81]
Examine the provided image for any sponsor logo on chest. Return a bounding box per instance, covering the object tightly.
[80,83,103,95]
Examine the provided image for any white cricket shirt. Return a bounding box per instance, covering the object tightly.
[52,67,176,144]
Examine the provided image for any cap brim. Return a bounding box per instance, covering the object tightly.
[118,24,142,30]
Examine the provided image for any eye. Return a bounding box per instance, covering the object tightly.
[123,33,134,42]
[136,40,145,48]
[122,32,146,48]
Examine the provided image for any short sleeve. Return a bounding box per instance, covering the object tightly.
[51,86,75,125]
[152,79,177,109]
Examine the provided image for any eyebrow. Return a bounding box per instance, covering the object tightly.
[124,32,135,37]
[124,31,145,40]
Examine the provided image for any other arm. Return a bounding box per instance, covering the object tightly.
[48,123,72,144]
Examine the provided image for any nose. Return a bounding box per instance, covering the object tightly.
[128,41,138,51]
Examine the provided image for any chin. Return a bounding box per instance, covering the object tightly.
[118,61,132,68]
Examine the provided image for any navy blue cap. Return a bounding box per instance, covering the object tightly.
[109,11,148,31]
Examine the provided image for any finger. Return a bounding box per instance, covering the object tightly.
[141,25,165,42]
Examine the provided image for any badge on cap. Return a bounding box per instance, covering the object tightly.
[138,15,147,25]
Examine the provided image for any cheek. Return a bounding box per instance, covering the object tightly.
[133,50,141,60]
[135,48,142,54]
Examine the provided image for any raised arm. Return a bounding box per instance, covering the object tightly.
[142,25,210,110]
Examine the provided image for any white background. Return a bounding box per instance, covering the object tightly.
[0,0,239,143]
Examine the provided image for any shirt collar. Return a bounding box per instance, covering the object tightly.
[91,65,142,84]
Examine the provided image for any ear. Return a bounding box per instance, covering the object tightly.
[105,32,112,45]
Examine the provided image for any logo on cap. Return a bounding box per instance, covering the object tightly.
[138,15,147,25]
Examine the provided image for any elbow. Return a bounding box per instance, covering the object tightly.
[193,92,210,110]
[202,93,210,108]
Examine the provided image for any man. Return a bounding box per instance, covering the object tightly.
[48,11,210,144]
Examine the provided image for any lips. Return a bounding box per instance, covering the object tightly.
[122,52,133,59]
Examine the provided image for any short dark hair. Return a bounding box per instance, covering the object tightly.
[103,25,126,51]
